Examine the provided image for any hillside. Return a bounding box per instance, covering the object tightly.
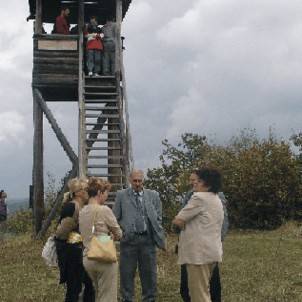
[0,222,302,301]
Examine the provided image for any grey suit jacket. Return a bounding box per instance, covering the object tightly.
[113,187,166,249]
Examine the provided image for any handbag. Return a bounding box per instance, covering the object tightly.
[87,209,117,263]
[42,235,58,267]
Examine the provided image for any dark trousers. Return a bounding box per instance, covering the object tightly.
[56,241,94,302]
[180,263,221,302]
[120,235,157,302]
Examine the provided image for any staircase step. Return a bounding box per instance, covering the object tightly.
[85,106,119,111]
[87,164,123,168]
[84,99,117,103]
[86,138,121,142]
[86,147,121,150]
[88,155,123,159]
[86,114,119,118]
[87,173,123,177]
[85,75,115,80]
[85,122,120,126]
[86,130,120,134]
[84,92,118,96]
[84,85,116,90]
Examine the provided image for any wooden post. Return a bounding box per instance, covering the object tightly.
[109,0,123,188]
[78,0,86,177]
[32,89,44,234]
[35,0,42,34]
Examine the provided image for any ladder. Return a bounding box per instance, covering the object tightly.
[80,74,128,204]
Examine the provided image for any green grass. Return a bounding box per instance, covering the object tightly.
[0,222,302,301]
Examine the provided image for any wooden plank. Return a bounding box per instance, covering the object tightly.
[38,39,78,51]
[34,50,78,58]
[32,87,44,234]
[34,57,79,64]
[35,0,42,35]
[34,34,79,41]
[108,0,123,188]
[78,0,86,177]
[34,89,78,165]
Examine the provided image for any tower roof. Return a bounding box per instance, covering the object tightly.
[28,0,132,24]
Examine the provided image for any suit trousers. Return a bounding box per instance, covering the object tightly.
[120,235,157,302]
[186,263,215,302]
[83,256,118,302]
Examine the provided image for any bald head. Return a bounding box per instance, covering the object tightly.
[129,169,144,192]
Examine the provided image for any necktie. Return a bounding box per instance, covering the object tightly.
[134,193,146,233]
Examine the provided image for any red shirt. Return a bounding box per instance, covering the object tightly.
[55,15,70,35]
[86,35,103,50]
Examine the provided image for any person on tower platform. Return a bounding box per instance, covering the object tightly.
[54,7,70,35]
[101,17,117,75]
[85,16,104,77]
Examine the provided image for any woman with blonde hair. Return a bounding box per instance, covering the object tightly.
[55,177,94,302]
[79,177,122,302]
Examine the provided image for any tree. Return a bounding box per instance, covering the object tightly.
[145,130,301,230]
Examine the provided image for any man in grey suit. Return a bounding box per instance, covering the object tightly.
[113,170,165,302]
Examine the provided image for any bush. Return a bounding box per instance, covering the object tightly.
[5,210,33,234]
[146,130,302,230]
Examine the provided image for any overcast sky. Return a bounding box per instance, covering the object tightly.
[1,0,302,198]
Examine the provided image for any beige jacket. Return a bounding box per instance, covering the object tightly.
[79,204,122,255]
[176,192,224,265]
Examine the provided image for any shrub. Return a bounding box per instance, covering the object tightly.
[5,210,33,234]
[145,130,301,230]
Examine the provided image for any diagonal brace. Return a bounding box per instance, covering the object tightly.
[33,88,78,165]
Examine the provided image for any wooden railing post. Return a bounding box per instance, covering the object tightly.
[32,89,44,234]
[35,0,42,34]
[108,0,123,188]
[78,0,86,177]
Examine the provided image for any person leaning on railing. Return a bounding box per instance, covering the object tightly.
[53,6,70,35]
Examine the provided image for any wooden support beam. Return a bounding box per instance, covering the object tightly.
[36,165,78,239]
[32,88,44,234]
[108,0,123,187]
[35,0,42,35]
[33,89,78,164]
[78,0,86,177]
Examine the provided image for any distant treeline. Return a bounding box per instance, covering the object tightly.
[145,129,302,230]
[7,199,29,214]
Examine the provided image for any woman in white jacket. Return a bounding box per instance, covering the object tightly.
[173,168,224,302]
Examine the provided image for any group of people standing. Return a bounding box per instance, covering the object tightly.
[53,7,116,76]
[54,167,228,302]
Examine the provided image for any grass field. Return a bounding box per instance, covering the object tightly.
[0,222,302,302]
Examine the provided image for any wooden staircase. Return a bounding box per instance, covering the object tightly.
[81,75,127,203]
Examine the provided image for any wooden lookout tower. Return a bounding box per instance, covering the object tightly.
[28,0,133,236]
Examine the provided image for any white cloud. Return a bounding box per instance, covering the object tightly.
[0,111,26,144]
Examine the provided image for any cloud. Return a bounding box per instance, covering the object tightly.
[0,111,27,145]
[1,0,302,197]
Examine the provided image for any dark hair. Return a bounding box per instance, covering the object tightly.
[87,177,111,198]
[61,6,69,12]
[193,167,222,193]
